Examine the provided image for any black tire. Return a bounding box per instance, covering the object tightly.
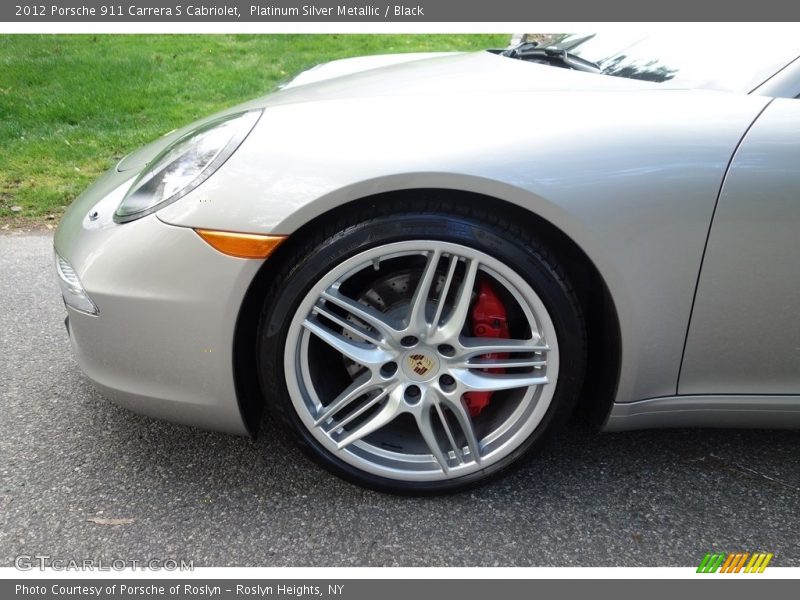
[257,202,587,494]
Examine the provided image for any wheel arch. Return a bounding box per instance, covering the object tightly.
[232,188,621,435]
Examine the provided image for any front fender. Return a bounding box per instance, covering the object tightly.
[156,89,769,405]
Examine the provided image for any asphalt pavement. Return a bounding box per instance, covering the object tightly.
[1,232,799,567]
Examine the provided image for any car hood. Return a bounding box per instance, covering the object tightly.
[117,51,664,172]
[279,51,458,88]
[258,50,663,105]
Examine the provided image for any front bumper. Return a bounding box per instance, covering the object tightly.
[54,167,263,435]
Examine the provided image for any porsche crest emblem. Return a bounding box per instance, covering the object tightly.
[408,353,435,376]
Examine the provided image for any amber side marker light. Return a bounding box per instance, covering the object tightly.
[195,229,287,259]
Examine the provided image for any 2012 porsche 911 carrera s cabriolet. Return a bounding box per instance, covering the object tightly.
[55,31,800,492]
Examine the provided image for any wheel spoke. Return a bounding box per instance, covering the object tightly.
[320,287,401,343]
[417,389,483,472]
[302,316,392,367]
[328,387,392,433]
[334,388,402,450]
[407,249,442,332]
[311,301,387,349]
[452,369,548,393]
[437,394,482,465]
[433,258,479,342]
[314,372,381,426]
[434,402,461,461]
[417,405,454,473]
[428,254,459,336]
[456,357,547,369]
[459,337,549,356]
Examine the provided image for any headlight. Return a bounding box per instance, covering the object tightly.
[114,109,262,222]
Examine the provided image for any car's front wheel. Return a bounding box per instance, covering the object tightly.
[258,205,586,493]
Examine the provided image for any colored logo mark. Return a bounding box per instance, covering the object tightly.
[697,552,773,573]
[408,354,434,376]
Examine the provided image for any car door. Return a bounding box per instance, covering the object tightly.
[680,98,800,395]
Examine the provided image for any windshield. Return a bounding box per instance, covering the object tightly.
[543,32,800,92]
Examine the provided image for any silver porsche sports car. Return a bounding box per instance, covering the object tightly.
[55,32,800,492]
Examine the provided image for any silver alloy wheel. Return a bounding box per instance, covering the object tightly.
[284,240,559,482]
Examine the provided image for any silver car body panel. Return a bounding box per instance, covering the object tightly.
[55,168,260,434]
[680,99,800,395]
[749,55,800,99]
[280,52,457,88]
[55,51,799,434]
[605,396,800,431]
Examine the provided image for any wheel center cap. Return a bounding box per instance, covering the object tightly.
[402,350,440,382]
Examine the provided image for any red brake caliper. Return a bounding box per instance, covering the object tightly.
[463,279,509,417]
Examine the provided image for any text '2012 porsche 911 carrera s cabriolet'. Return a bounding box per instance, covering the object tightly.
[55,31,800,492]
